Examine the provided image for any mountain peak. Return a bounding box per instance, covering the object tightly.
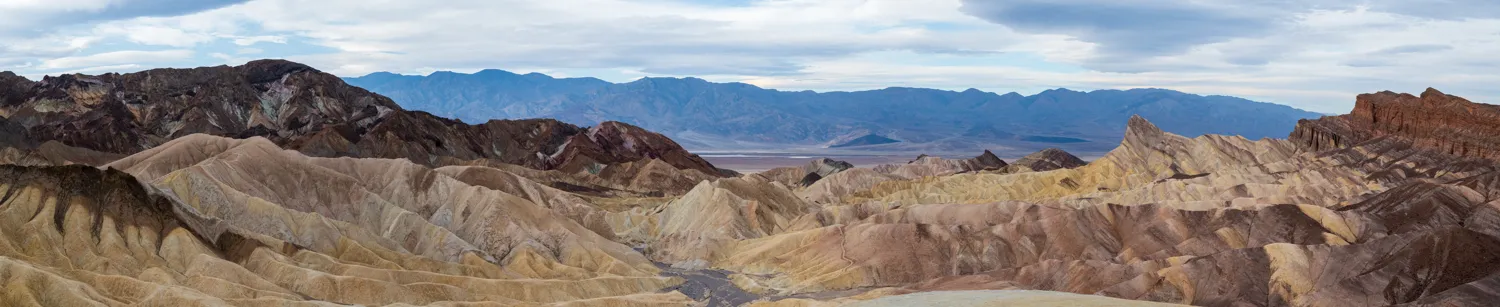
[472,69,519,77]
[1123,115,1167,147]
[1421,87,1446,99]
[358,71,401,78]
[1126,115,1163,136]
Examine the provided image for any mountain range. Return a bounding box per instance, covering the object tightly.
[345,70,1322,154]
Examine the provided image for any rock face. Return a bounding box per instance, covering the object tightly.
[1292,88,1500,158]
[0,60,721,178]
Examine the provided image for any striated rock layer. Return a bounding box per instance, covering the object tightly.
[0,164,693,306]
[1292,88,1500,158]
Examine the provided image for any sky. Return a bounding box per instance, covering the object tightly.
[2,0,1498,114]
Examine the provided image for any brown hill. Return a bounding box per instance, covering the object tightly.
[0,60,720,178]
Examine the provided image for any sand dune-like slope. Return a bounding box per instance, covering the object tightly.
[649,176,817,268]
[108,134,660,277]
[0,165,694,306]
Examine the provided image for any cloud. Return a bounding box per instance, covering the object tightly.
[93,23,215,47]
[1371,44,1455,55]
[231,35,286,46]
[0,0,249,34]
[194,0,1027,77]
[958,0,1276,58]
[38,49,194,71]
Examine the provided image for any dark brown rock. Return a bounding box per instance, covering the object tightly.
[0,60,721,176]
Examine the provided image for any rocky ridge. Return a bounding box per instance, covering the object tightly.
[0,60,723,194]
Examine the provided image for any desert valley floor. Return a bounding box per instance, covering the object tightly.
[2,61,1500,306]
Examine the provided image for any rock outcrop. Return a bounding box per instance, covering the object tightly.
[1292,88,1500,159]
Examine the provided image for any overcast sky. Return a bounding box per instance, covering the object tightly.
[3,0,1497,113]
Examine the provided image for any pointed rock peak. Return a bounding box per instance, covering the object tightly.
[1126,115,1163,136]
[1123,115,1169,149]
[1421,87,1446,99]
[974,149,1007,167]
[0,71,17,78]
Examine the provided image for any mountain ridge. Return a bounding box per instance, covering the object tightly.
[0,60,728,195]
[345,69,1323,154]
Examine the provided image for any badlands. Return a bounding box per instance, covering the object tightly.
[2,61,1499,306]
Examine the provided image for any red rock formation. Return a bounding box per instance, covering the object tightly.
[1293,88,1500,159]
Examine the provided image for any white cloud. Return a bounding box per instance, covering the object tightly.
[231,35,286,46]
[38,49,194,71]
[94,23,215,47]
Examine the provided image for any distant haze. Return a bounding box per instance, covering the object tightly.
[346,70,1322,155]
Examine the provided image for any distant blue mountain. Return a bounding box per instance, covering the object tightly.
[345,70,1322,153]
